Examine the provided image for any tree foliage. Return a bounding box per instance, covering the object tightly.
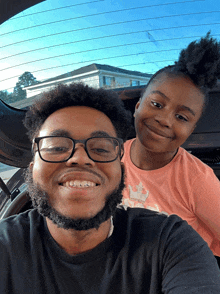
[17,71,38,88]
[0,90,15,104]
[0,71,39,104]
[13,71,39,102]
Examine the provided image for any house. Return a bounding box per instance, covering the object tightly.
[24,63,152,99]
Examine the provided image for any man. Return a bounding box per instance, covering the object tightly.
[0,83,220,293]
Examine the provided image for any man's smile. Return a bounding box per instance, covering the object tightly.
[61,180,97,188]
[58,170,103,189]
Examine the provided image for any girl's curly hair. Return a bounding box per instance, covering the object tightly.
[142,32,220,104]
[24,83,132,142]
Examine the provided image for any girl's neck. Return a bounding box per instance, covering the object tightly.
[130,139,178,171]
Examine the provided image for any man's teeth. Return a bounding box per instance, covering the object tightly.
[63,180,96,188]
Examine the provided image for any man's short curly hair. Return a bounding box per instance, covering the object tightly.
[24,83,132,141]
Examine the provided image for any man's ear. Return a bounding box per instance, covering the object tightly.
[29,161,34,170]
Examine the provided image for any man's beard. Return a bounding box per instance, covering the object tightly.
[24,165,125,231]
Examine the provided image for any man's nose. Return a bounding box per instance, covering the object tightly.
[65,144,95,166]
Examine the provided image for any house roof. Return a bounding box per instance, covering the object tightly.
[36,63,152,85]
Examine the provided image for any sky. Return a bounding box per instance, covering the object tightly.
[0,0,219,93]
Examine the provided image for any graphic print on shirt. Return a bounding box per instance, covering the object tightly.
[123,182,169,216]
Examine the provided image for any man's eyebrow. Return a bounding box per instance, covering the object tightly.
[151,90,195,116]
[90,131,112,138]
[48,130,113,138]
[49,129,71,137]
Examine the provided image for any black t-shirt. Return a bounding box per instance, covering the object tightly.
[0,207,220,294]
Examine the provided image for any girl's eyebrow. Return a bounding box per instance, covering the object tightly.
[151,90,195,116]
[179,105,195,116]
[151,90,170,101]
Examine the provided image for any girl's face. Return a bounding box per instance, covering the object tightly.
[134,73,205,154]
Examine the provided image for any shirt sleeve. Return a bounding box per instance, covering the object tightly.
[0,238,13,294]
[190,168,220,243]
[160,216,220,294]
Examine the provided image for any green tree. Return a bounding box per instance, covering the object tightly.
[13,82,26,101]
[17,71,38,87]
[13,71,39,102]
[0,90,15,104]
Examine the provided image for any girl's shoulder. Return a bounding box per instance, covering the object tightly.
[176,147,214,175]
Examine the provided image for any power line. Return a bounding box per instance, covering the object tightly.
[120,62,161,73]
[1,9,217,50]
[0,29,152,61]
[11,0,203,20]
[2,59,173,93]
[1,21,220,70]
[0,46,179,72]
[1,11,219,62]
[11,0,105,19]
[0,17,161,49]
[0,0,205,37]
[0,22,147,50]
[2,33,219,87]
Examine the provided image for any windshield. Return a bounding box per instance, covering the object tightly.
[0,0,219,180]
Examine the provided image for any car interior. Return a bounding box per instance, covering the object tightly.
[0,0,219,268]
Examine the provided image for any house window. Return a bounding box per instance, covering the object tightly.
[103,76,115,86]
[130,80,140,86]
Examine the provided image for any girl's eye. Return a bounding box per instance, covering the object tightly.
[151,101,162,108]
[176,114,188,122]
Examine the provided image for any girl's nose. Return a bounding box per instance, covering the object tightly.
[155,111,173,128]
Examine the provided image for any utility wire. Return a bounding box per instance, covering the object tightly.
[0,0,206,37]
[0,29,153,61]
[1,10,219,61]
[1,46,179,72]
[0,17,164,49]
[11,0,203,20]
[11,0,105,19]
[1,21,220,70]
[1,10,217,50]
[2,33,219,86]
[2,59,172,93]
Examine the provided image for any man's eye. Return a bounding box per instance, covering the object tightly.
[91,148,110,154]
[176,114,188,122]
[41,146,69,153]
[151,101,162,108]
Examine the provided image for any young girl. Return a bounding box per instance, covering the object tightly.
[122,33,220,257]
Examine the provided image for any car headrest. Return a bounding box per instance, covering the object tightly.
[0,100,32,168]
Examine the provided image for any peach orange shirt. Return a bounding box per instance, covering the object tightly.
[122,138,220,256]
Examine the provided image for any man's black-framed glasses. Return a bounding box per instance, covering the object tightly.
[34,136,124,163]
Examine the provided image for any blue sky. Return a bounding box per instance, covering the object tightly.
[0,0,219,92]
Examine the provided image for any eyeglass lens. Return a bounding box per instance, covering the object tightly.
[38,137,120,162]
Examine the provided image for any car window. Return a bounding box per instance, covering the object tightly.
[0,0,219,180]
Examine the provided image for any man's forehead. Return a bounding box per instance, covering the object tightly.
[45,129,113,138]
[39,106,117,137]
